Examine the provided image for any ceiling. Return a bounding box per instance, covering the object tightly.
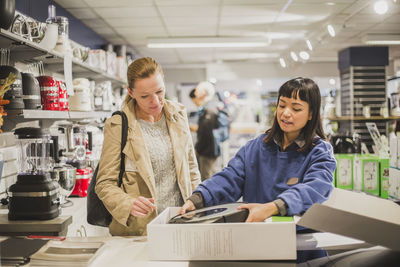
[54,0,400,67]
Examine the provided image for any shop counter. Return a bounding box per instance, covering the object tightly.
[0,214,72,236]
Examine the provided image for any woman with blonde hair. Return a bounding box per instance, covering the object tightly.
[96,57,201,236]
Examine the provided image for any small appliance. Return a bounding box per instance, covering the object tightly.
[36,75,59,110]
[168,203,249,224]
[21,72,41,109]
[8,127,60,220]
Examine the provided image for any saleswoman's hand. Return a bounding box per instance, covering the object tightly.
[237,202,279,222]
[130,196,156,217]
[178,200,196,215]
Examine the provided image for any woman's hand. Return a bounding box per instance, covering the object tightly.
[237,202,279,222]
[178,200,196,215]
[130,196,156,217]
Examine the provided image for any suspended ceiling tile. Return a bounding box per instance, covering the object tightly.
[223,0,286,4]
[66,8,98,19]
[94,7,158,18]
[167,26,217,36]
[221,5,282,16]
[81,18,109,29]
[84,0,152,7]
[55,0,88,8]
[115,26,166,35]
[220,16,275,25]
[155,0,219,6]
[92,27,116,35]
[106,17,163,27]
[158,6,219,17]
[163,17,218,26]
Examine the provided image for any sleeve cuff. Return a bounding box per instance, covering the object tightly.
[188,192,205,209]
[273,198,288,216]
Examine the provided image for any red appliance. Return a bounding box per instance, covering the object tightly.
[70,167,92,197]
[58,80,69,111]
[36,76,59,110]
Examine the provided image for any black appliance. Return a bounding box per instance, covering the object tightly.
[8,127,60,220]
[21,72,41,109]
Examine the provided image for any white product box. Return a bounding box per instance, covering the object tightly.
[298,188,400,251]
[389,136,398,167]
[147,207,296,261]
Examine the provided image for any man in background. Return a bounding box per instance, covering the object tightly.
[189,81,226,181]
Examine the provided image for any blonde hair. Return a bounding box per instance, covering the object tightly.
[196,81,215,103]
[124,57,164,106]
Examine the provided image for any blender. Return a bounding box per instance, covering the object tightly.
[8,127,60,220]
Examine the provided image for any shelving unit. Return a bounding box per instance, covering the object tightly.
[0,28,126,87]
[0,28,125,131]
[5,109,112,120]
[339,66,389,151]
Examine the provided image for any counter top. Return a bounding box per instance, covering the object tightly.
[0,214,72,236]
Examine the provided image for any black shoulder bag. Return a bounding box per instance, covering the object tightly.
[87,111,128,227]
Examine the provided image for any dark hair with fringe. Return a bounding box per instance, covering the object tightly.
[263,77,327,151]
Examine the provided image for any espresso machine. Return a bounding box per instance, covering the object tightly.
[8,127,60,220]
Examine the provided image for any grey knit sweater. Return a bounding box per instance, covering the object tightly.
[138,114,184,213]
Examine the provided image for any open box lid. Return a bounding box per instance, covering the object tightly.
[297,188,400,251]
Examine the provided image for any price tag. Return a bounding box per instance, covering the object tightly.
[64,54,74,96]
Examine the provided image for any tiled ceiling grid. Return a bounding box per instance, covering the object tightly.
[55,0,400,65]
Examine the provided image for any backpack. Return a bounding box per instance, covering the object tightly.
[87,111,128,227]
[212,107,230,157]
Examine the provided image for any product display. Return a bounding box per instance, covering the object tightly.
[8,127,60,220]
[21,72,41,109]
[168,203,249,224]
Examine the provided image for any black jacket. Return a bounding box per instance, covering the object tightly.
[195,102,219,158]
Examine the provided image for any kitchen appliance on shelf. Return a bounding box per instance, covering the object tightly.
[36,75,59,110]
[50,164,76,207]
[0,0,16,30]
[69,160,92,197]
[21,72,41,109]
[58,80,68,111]
[46,5,71,55]
[49,135,76,207]
[0,48,24,110]
[57,124,91,197]
[8,127,60,220]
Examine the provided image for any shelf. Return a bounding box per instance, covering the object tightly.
[5,109,112,120]
[0,29,126,87]
[326,116,400,121]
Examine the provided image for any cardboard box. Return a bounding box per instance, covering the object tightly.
[147,207,296,261]
[380,158,389,199]
[298,188,400,251]
[335,154,354,190]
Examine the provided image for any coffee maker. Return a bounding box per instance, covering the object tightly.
[8,127,60,220]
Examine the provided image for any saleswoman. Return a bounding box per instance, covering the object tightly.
[180,77,336,222]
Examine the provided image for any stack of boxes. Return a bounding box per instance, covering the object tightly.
[335,154,390,199]
[389,136,400,199]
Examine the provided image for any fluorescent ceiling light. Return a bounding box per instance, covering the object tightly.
[147,37,271,48]
[306,39,313,51]
[362,34,400,45]
[290,51,298,62]
[327,24,335,37]
[279,58,286,68]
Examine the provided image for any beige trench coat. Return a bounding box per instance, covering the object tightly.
[95,98,201,236]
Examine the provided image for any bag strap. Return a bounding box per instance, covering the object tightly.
[111,111,128,187]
